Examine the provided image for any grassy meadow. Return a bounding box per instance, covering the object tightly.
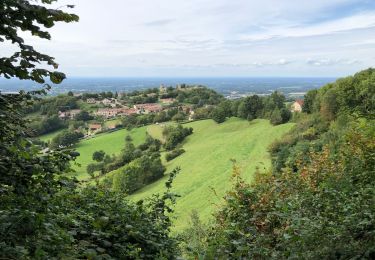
[39,129,65,142]
[72,127,147,180]
[57,117,293,230]
[132,118,294,230]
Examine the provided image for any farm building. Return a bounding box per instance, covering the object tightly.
[160,98,176,104]
[291,100,304,112]
[58,109,81,120]
[88,123,102,134]
[133,103,162,114]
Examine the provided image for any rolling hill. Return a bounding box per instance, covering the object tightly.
[131,118,294,230]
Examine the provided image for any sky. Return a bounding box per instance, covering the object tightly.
[5,0,375,77]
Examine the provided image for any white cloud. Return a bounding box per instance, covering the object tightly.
[2,0,375,77]
[239,12,375,41]
[307,58,362,66]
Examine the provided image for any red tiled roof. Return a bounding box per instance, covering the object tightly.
[296,99,304,106]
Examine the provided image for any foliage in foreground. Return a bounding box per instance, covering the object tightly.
[0,91,180,259]
[198,69,375,259]
[204,121,375,259]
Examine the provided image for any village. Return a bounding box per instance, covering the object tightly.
[56,85,197,137]
[55,83,304,140]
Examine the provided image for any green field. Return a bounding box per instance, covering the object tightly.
[132,118,294,230]
[104,118,122,127]
[72,127,147,180]
[39,129,65,142]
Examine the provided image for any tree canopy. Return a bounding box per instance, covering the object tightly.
[0,0,79,84]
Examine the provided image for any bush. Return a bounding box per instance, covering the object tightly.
[163,124,193,151]
[50,130,83,148]
[112,155,165,194]
[211,107,226,123]
[165,148,185,161]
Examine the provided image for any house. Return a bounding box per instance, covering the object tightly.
[159,84,167,93]
[119,108,138,116]
[160,98,176,104]
[58,109,81,120]
[69,109,81,119]
[95,107,137,118]
[101,98,113,106]
[88,123,102,134]
[86,98,96,104]
[107,123,117,130]
[291,100,304,112]
[188,110,195,121]
[95,108,119,118]
[133,103,162,114]
[58,111,68,119]
[180,105,192,114]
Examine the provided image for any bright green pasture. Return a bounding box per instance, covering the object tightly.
[72,127,147,180]
[39,129,65,142]
[132,118,294,230]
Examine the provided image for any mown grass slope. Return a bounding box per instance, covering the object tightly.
[72,127,147,180]
[39,129,65,142]
[132,118,294,231]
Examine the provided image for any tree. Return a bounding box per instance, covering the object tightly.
[320,88,338,121]
[163,125,193,150]
[280,108,292,123]
[270,108,283,125]
[125,134,133,143]
[303,89,318,113]
[172,112,186,122]
[50,130,83,148]
[75,110,93,121]
[121,141,136,164]
[211,107,226,123]
[92,150,106,162]
[237,95,263,120]
[0,0,79,84]
[86,163,98,178]
[30,115,66,135]
[112,155,166,194]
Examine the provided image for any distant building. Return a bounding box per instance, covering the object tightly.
[188,110,195,121]
[134,103,162,114]
[180,105,192,114]
[159,84,167,93]
[107,123,117,130]
[101,98,113,106]
[58,109,81,120]
[119,108,138,116]
[88,123,102,134]
[95,107,136,118]
[70,109,81,118]
[86,98,96,104]
[160,98,176,104]
[95,108,119,118]
[291,100,304,112]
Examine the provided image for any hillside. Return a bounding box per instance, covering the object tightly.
[131,118,294,230]
[72,127,147,180]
